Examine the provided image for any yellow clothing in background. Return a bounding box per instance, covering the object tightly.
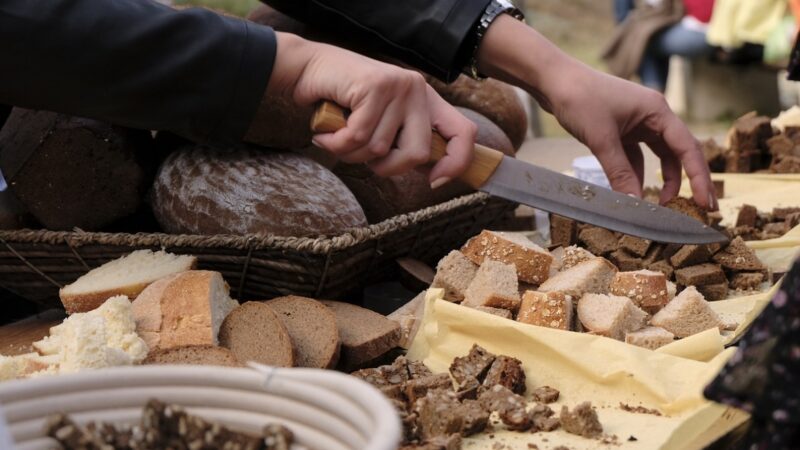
[707,0,787,47]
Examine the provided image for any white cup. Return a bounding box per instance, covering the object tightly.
[572,156,610,188]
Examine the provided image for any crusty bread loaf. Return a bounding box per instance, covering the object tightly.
[431,250,479,302]
[539,258,618,297]
[609,270,669,314]
[320,300,401,371]
[461,230,553,285]
[624,327,674,350]
[152,146,368,237]
[516,291,573,330]
[131,271,238,351]
[577,293,647,341]
[463,260,521,311]
[650,286,722,338]
[219,301,296,367]
[59,250,197,314]
[0,108,152,231]
[264,296,341,369]
[143,345,242,367]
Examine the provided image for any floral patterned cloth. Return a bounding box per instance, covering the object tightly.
[704,259,800,449]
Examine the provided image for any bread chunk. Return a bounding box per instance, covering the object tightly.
[609,249,644,271]
[650,286,722,338]
[578,226,619,255]
[478,385,534,431]
[549,215,577,248]
[219,302,296,367]
[735,204,758,228]
[669,244,713,268]
[577,293,648,341]
[449,344,496,385]
[713,237,765,271]
[559,245,596,270]
[516,291,573,330]
[414,389,464,440]
[461,230,553,284]
[404,374,454,405]
[619,235,652,257]
[730,272,766,291]
[482,355,526,395]
[674,263,727,287]
[647,260,674,279]
[264,296,341,369]
[664,197,708,224]
[560,402,603,438]
[610,270,669,314]
[532,386,560,404]
[431,250,478,302]
[539,257,618,297]
[624,327,674,350]
[463,260,521,311]
[697,282,730,301]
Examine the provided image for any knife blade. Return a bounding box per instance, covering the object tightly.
[311,102,727,244]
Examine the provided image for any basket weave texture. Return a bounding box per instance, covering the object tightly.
[0,193,515,307]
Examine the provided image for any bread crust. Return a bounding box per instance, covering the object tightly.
[265,296,341,369]
[461,230,553,285]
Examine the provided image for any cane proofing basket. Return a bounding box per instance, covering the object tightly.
[0,193,515,307]
[0,364,402,450]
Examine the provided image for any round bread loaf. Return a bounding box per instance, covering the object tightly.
[151,146,368,236]
[426,76,528,150]
[333,108,514,223]
[0,108,151,230]
[264,296,341,369]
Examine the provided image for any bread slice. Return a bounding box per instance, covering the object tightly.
[625,327,674,350]
[650,286,722,338]
[609,270,669,314]
[539,257,618,297]
[131,271,238,351]
[516,291,573,330]
[320,300,401,371]
[461,230,553,284]
[462,260,521,311]
[431,250,478,302]
[264,296,341,369]
[59,250,197,313]
[143,345,242,367]
[712,237,765,271]
[219,301,296,367]
[577,293,647,341]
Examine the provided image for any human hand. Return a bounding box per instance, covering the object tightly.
[266,33,476,187]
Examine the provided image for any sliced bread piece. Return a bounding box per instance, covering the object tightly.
[624,327,674,350]
[431,250,478,302]
[131,271,238,351]
[577,293,647,341]
[650,286,722,338]
[219,301,295,367]
[143,345,242,367]
[609,270,669,314]
[538,257,618,297]
[461,230,553,284]
[712,237,765,271]
[462,260,521,311]
[320,300,401,371]
[516,291,573,330]
[264,296,341,369]
[59,250,197,313]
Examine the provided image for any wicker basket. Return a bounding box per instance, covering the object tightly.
[0,193,515,308]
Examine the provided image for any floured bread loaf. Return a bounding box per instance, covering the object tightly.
[152,146,368,236]
[59,250,197,314]
[131,271,238,351]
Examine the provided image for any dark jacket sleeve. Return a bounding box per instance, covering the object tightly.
[0,0,276,144]
[263,0,490,82]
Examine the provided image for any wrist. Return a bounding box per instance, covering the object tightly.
[266,32,316,99]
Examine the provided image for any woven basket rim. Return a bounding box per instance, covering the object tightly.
[0,192,497,254]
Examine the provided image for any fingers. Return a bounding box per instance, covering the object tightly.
[591,133,644,197]
[657,113,716,210]
[427,88,476,186]
[623,141,645,187]
[647,138,683,204]
[311,96,384,158]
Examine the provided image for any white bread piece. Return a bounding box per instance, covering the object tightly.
[609,270,669,314]
[463,260,521,311]
[517,291,573,330]
[132,270,238,351]
[59,250,197,314]
[461,230,553,284]
[539,257,618,297]
[666,281,677,300]
[431,250,478,302]
[625,326,675,350]
[578,293,648,341]
[559,245,596,271]
[650,286,722,338]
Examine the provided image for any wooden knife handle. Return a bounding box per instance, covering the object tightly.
[310,101,504,189]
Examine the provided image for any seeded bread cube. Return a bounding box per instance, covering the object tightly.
[609,270,669,314]
[674,263,727,287]
[550,214,577,248]
[578,227,619,255]
[713,237,765,271]
[463,260,521,311]
[431,250,478,302]
[414,389,464,440]
[697,282,729,301]
[461,230,553,284]
[539,257,618,297]
[558,245,596,270]
[669,244,712,268]
[577,293,648,341]
[619,235,652,257]
[449,344,496,385]
[624,326,674,350]
[516,291,573,330]
[650,286,722,338]
[609,249,644,271]
[730,272,766,291]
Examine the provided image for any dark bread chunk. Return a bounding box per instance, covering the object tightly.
[609,249,643,271]
[713,180,725,199]
[455,376,481,401]
[560,402,603,439]
[701,138,726,172]
[532,386,560,404]
[414,389,464,440]
[730,225,760,241]
[713,237,765,271]
[642,244,666,266]
[697,283,729,301]
[579,227,619,255]
[675,263,727,287]
[458,400,490,436]
[730,113,773,153]
[478,385,533,431]
[449,344,496,385]
[619,235,652,257]
[531,403,560,431]
[708,211,724,227]
[771,155,800,173]
[647,260,674,279]
[730,272,766,291]
[550,214,577,248]
[400,434,463,450]
[786,212,800,229]
[380,385,406,401]
[773,207,800,221]
[482,355,526,395]
[663,243,683,261]
[351,355,410,386]
[763,221,789,236]
[735,204,758,228]
[404,374,453,405]
[407,360,434,380]
[664,197,708,224]
[669,245,712,268]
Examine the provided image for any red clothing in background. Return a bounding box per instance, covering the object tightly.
[683,0,714,23]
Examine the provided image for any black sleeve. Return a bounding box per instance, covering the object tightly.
[0,0,277,144]
[263,0,491,82]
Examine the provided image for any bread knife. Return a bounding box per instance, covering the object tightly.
[311,101,728,244]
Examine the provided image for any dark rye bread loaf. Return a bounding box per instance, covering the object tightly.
[151,145,367,236]
[0,108,152,230]
[219,302,296,367]
[264,296,341,369]
[320,300,401,371]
